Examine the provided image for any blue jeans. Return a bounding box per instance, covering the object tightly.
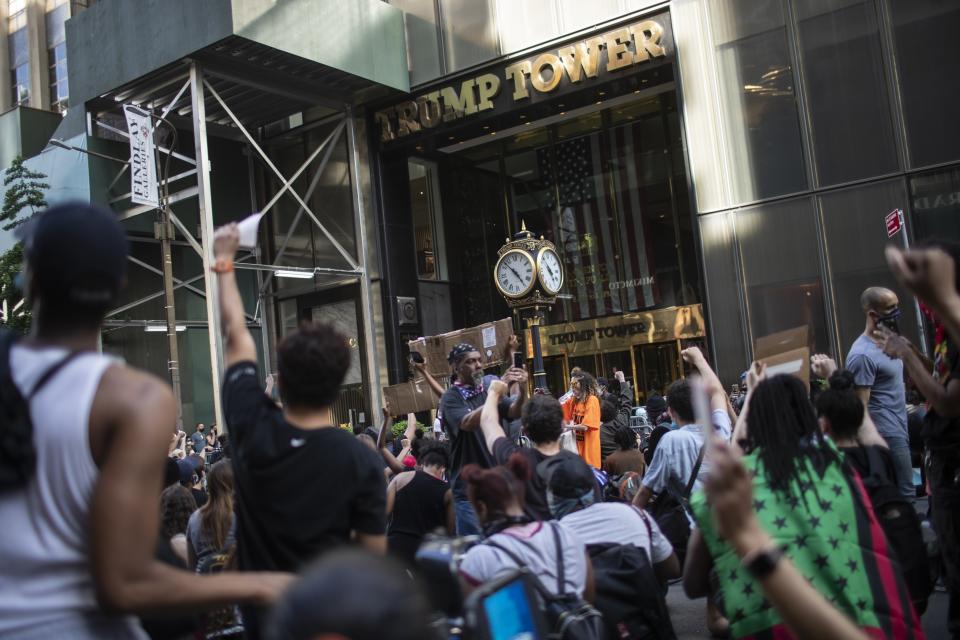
[454,498,481,536]
[886,438,915,500]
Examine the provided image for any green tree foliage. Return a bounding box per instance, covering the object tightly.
[2,156,49,231]
[0,156,48,332]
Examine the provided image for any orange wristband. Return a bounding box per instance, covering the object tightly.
[211,258,234,273]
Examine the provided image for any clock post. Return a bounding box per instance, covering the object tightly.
[493,222,564,394]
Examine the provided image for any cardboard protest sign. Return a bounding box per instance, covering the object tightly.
[382,378,439,415]
[754,326,809,361]
[758,346,810,387]
[754,326,810,386]
[408,318,514,376]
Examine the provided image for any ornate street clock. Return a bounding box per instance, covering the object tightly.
[493,222,565,391]
[493,222,564,310]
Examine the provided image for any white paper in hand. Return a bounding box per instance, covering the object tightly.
[237,212,265,249]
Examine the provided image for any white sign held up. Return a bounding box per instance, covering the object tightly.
[123,105,159,208]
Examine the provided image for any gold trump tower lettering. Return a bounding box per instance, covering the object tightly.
[375,19,666,143]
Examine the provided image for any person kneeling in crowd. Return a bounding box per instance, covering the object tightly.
[477,380,581,521]
[456,453,594,603]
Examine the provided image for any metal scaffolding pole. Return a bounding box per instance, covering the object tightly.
[190,62,225,429]
[346,108,383,423]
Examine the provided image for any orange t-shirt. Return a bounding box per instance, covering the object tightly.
[564,395,601,469]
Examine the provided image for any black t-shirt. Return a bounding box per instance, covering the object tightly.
[922,343,960,451]
[839,444,898,487]
[223,362,386,571]
[440,387,513,500]
[491,437,581,521]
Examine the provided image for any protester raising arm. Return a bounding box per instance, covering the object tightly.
[479,380,511,452]
[410,359,445,399]
[887,245,960,345]
[88,366,292,615]
[875,327,960,418]
[681,346,735,434]
[213,223,257,368]
[458,367,529,432]
[702,436,869,640]
[810,354,888,448]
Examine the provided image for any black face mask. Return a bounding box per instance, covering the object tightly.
[875,308,902,334]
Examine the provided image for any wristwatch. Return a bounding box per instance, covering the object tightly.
[741,546,785,579]
[211,258,234,273]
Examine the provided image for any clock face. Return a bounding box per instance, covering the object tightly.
[537,248,564,294]
[494,250,536,298]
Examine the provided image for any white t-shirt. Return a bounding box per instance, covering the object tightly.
[459,521,587,597]
[560,502,674,564]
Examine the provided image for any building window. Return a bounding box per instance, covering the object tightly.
[888,0,960,168]
[408,159,447,280]
[794,0,899,186]
[8,26,28,106]
[46,1,70,111]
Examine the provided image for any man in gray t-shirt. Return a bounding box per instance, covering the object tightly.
[845,286,912,498]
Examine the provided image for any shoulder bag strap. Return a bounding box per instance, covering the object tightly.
[29,351,85,399]
[683,444,706,499]
[484,538,527,570]
[631,505,654,541]
[550,522,565,595]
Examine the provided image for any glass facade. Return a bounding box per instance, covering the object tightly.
[46,0,69,111]
[672,0,960,378]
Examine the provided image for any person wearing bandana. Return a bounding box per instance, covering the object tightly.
[439,343,528,536]
[845,286,913,498]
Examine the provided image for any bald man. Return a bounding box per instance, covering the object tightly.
[844,287,912,498]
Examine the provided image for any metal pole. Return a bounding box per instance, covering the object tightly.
[189,62,225,429]
[528,311,548,392]
[345,108,384,421]
[900,209,928,357]
[158,214,183,430]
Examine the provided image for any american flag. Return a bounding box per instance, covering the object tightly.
[536,125,659,320]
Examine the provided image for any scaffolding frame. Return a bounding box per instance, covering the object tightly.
[91,60,384,428]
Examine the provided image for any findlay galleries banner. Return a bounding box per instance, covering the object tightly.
[526,304,705,358]
[123,105,159,208]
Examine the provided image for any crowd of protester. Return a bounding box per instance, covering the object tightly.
[1,202,959,640]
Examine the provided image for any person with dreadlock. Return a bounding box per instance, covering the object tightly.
[683,373,920,639]
[562,371,602,468]
[438,343,528,535]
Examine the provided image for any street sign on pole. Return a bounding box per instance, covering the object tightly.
[885,208,904,238]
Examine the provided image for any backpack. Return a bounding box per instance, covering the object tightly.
[648,444,704,565]
[603,471,643,503]
[856,446,933,614]
[0,330,81,490]
[588,509,677,640]
[486,523,603,640]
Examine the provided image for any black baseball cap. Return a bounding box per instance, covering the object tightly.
[15,202,128,305]
[540,454,596,500]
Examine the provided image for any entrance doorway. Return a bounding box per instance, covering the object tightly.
[634,342,681,402]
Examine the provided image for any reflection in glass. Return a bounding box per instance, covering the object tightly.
[735,197,830,355]
[698,212,748,385]
[889,0,960,168]
[409,160,447,280]
[710,0,807,202]
[819,180,919,355]
[794,0,898,185]
[438,0,500,72]
[910,167,960,243]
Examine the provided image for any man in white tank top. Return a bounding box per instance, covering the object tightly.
[0,203,292,639]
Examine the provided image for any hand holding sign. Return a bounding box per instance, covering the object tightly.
[237,212,266,249]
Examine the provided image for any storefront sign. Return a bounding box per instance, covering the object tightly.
[526,304,704,357]
[374,14,672,143]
